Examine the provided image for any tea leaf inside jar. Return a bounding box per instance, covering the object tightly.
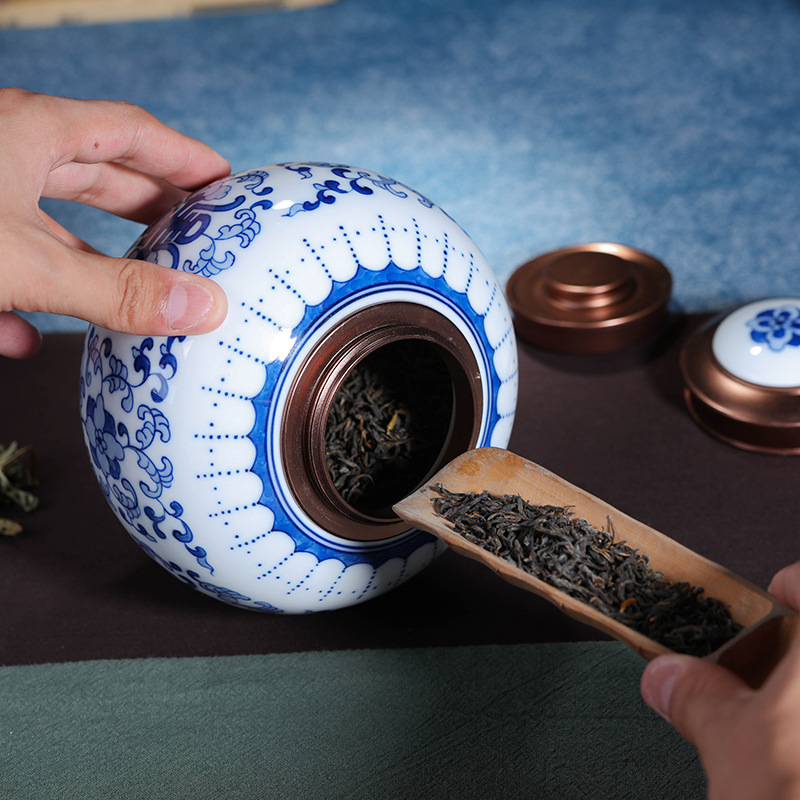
[325,341,453,514]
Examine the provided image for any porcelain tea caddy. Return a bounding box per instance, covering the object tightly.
[79,163,518,612]
[681,297,800,454]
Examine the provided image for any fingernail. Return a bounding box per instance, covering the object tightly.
[168,281,215,332]
[642,657,682,723]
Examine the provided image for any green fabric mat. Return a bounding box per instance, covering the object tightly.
[0,643,704,800]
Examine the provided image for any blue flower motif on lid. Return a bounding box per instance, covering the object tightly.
[746,305,800,351]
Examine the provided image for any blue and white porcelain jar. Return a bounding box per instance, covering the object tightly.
[80,163,518,612]
[681,297,800,454]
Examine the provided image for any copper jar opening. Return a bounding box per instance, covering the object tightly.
[281,302,483,541]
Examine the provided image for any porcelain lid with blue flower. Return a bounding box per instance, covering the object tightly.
[712,298,800,388]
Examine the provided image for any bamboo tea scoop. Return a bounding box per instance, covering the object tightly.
[393,447,798,688]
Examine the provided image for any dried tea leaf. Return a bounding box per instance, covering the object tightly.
[0,442,39,512]
[433,486,743,657]
[0,518,23,537]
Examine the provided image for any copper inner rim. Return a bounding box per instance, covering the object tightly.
[280,302,483,541]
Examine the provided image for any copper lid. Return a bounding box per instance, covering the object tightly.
[506,243,672,353]
[680,299,800,454]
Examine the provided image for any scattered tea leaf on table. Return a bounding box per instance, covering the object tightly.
[0,442,40,534]
[0,518,23,537]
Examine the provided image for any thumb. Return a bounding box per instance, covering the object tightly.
[98,256,229,335]
[768,560,800,612]
[26,239,228,336]
[641,653,749,741]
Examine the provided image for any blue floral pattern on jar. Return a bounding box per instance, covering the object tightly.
[81,333,214,575]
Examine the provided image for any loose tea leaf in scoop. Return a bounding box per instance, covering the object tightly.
[433,486,743,657]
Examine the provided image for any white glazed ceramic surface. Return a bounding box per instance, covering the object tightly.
[79,163,518,613]
[712,298,800,388]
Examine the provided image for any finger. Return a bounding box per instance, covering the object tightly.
[640,654,750,739]
[44,160,193,224]
[30,90,230,188]
[768,561,800,611]
[0,311,43,359]
[4,89,229,217]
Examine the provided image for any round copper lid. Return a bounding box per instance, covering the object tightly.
[506,243,672,353]
[680,298,800,454]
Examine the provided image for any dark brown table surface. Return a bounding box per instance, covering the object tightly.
[1,316,798,667]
